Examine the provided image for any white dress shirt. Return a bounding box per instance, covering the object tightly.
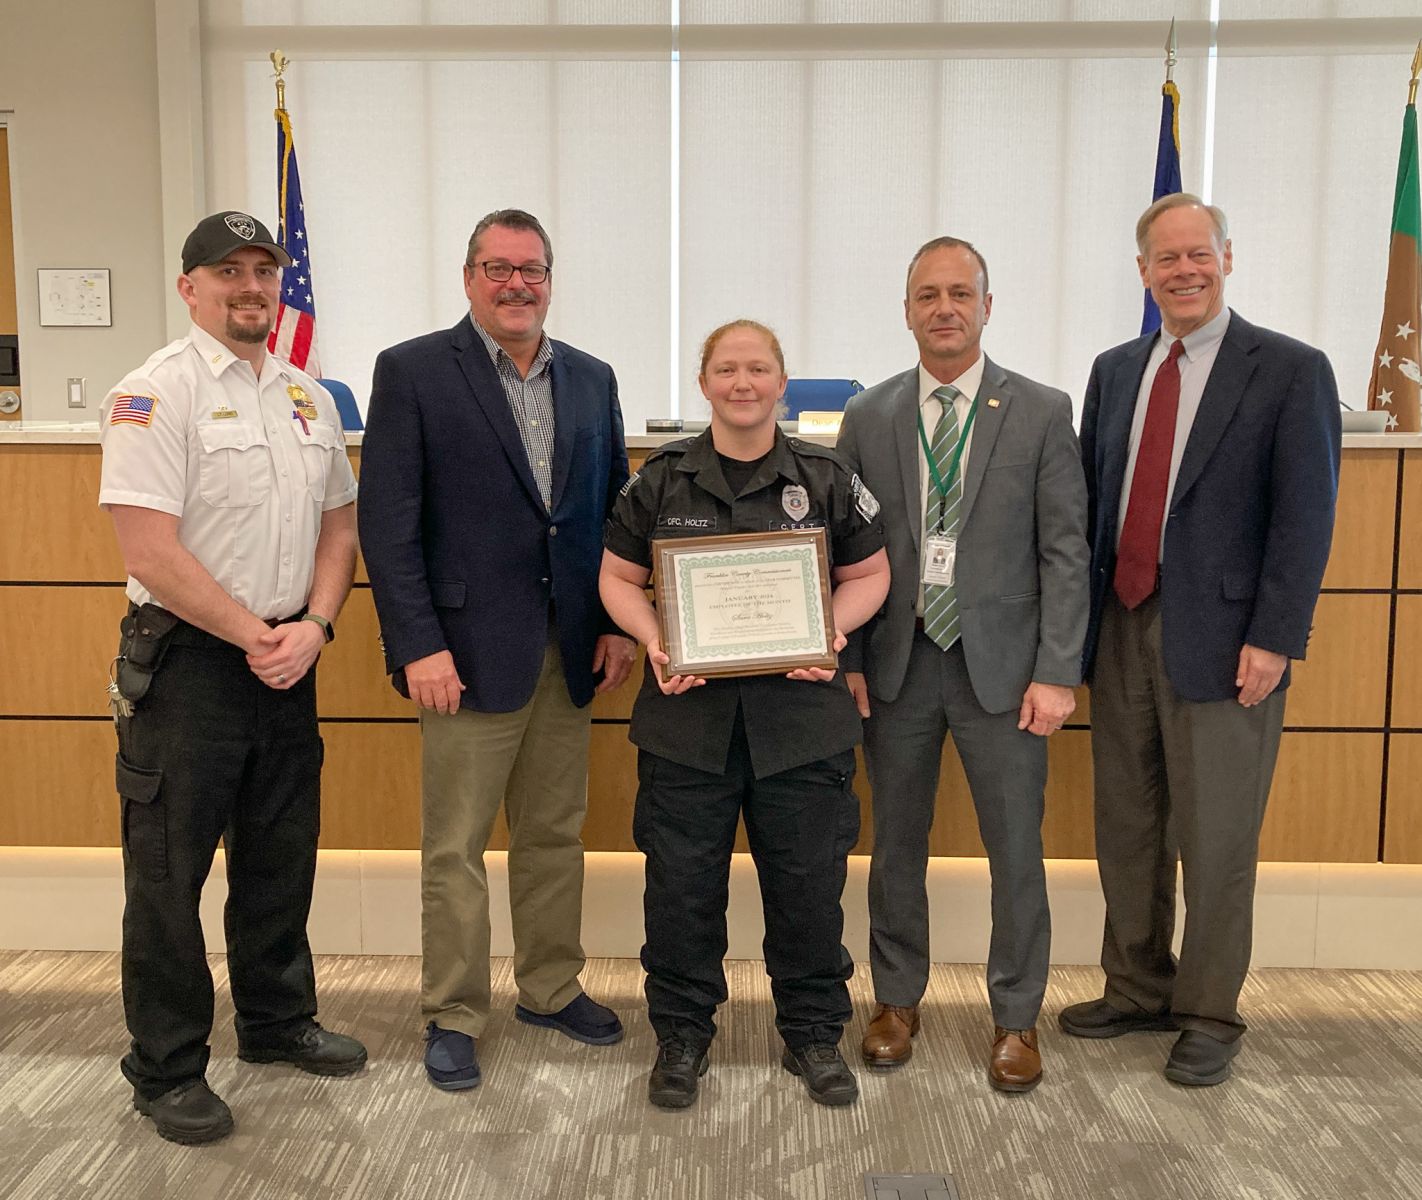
[99,323,359,620]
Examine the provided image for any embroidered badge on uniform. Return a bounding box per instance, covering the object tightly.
[620,471,641,497]
[782,484,809,521]
[851,473,880,521]
[110,394,158,427]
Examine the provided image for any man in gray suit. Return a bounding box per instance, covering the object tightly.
[836,237,1089,1092]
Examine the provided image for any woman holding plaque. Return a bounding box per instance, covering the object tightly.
[600,319,889,1110]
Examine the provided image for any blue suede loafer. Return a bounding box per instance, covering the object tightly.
[424,1022,481,1091]
[514,993,624,1045]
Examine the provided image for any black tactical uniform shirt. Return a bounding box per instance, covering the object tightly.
[605,428,885,778]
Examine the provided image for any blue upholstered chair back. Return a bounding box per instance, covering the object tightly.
[320,378,364,431]
[781,378,863,420]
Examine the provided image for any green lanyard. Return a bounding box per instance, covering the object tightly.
[916,395,979,533]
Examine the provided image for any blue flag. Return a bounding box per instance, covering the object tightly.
[1142,81,1183,334]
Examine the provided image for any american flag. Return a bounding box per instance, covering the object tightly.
[110,394,157,427]
[267,107,320,375]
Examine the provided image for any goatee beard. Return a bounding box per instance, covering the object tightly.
[227,318,272,345]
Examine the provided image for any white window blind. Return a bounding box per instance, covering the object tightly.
[201,2,1420,429]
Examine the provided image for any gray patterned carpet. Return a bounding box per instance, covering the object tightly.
[2,952,1420,1199]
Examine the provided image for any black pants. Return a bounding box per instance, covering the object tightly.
[633,712,859,1051]
[115,621,323,1099]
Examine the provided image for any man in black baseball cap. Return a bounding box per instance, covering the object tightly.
[181,210,292,274]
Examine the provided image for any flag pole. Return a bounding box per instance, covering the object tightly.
[271,50,289,115]
[1142,19,1184,334]
[1409,40,1419,107]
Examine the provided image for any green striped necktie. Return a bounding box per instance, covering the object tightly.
[922,384,964,651]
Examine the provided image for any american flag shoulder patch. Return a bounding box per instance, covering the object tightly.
[110,394,159,427]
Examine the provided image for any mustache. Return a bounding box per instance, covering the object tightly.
[496,288,537,304]
[229,295,269,306]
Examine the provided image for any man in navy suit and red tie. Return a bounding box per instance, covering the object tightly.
[358,209,635,1091]
[1062,193,1341,1086]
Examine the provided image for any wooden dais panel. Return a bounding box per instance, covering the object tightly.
[1286,593,1390,729]
[1260,732,1382,862]
[1383,734,1422,864]
[1323,450,1398,590]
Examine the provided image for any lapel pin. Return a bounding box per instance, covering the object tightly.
[987,397,1001,408]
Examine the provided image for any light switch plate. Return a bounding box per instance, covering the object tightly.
[67,377,86,409]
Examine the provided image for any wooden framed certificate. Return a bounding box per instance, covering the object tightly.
[651,529,837,678]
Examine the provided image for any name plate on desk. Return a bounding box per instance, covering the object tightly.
[652,529,837,678]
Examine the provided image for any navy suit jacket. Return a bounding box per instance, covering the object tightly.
[358,317,628,712]
[1079,309,1341,703]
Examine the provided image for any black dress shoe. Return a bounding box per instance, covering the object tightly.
[1058,997,1179,1039]
[782,1044,859,1106]
[238,1021,368,1076]
[133,1079,234,1145]
[648,1041,710,1109]
[1165,1030,1239,1087]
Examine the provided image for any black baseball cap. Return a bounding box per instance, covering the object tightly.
[181,210,293,274]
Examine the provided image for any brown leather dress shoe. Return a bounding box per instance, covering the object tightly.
[989,1026,1042,1093]
[861,1003,920,1069]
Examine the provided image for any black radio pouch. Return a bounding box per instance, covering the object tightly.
[116,604,182,705]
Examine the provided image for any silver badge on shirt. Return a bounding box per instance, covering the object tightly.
[782,484,809,521]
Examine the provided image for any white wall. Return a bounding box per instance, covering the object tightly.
[0,0,168,423]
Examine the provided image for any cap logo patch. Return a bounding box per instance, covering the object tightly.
[224,213,257,241]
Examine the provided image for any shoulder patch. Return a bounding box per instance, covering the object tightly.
[109,394,159,428]
[851,473,880,522]
[619,470,641,497]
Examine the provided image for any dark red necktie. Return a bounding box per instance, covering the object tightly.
[1114,339,1185,609]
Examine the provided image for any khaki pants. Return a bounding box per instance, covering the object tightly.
[419,640,591,1037]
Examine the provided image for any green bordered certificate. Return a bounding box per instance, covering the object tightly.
[651,529,837,679]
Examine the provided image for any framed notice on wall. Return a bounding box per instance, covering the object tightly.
[37,268,111,327]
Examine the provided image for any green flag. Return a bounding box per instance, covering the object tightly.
[1368,98,1421,432]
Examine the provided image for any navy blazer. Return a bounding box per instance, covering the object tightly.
[1079,310,1341,703]
[358,317,628,712]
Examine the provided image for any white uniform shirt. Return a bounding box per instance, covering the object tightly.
[99,323,358,621]
[915,354,986,615]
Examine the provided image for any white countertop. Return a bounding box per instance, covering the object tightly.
[4,422,1421,451]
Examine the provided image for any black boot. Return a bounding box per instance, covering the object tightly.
[133,1080,234,1145]
[648,1040,710,1109]
[782,1043,859,1106]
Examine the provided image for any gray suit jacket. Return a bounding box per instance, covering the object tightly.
[836,357,1090,713]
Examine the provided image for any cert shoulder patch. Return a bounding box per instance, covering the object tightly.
[619,471,641,497]
[851,473,880,521]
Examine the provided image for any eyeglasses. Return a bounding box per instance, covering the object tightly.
[471,260,550,285]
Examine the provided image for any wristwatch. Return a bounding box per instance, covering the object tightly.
[302,613,335,643]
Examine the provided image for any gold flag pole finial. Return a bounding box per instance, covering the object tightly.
[1408,39,1420,107]
[1165,17,1178,84]
[271,50,289,113]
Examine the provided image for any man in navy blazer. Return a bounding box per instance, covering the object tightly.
[358,210,635,1091]
[1061,194,1341,1087]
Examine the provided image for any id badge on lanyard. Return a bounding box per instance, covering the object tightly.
[917,395,978,590]
[923,533,957,586]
